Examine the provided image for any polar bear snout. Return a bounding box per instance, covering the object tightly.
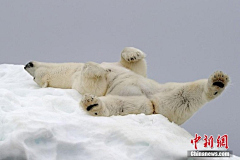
[24,62,34,69]
[24,61,36,77]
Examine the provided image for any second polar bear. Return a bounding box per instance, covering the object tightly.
[24,47,229,125]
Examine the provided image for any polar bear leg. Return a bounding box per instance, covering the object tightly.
[151,71,229,125]
[80,94,153,116]
[120,47,147,77]
[72,62,108,96]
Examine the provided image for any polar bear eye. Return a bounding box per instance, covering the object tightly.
[95,113,97,115]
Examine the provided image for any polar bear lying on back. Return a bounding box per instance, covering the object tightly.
[24,47,229,125]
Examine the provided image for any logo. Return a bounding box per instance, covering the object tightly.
[188,134,232,158]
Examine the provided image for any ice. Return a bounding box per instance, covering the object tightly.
[0,64,239,160]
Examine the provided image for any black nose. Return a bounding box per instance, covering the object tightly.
[24,62,34,69]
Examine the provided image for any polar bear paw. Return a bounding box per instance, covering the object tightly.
[208,71,229,96]
[80,93,102,116]
[121,47,146,63]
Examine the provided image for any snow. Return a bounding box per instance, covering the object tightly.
[0,64,239,160]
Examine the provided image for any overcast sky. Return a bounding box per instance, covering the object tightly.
[0,0,239,156]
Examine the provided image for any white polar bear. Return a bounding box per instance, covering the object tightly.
[24,47,229,125]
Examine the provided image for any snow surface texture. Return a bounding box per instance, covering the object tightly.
[0,65,239,160]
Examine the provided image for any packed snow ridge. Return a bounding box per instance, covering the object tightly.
[0,64,238,160]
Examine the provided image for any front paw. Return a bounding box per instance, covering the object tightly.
[121,47,146,63]
[80,93,102,116]
[208,71,229,95]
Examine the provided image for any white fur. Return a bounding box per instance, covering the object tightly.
[24,47,229,125]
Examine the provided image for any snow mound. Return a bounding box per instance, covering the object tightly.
[0,64,238,160]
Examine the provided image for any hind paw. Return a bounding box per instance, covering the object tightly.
[209,71,229,88]
[207,71,229,96]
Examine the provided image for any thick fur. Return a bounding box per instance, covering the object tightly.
[25,47,146,96]
[24,47,229,125]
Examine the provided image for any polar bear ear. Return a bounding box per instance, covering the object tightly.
[42,82,48,88]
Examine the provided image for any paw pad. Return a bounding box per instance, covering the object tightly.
[210,71,229,88]
[80,94,101,114]
[121,47,145,63]
[208,71,229,96]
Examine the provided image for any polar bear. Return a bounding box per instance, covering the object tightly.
[24,47,147,96]
[24,47,229,125]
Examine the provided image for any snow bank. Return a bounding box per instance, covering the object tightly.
[0,64,238,160]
